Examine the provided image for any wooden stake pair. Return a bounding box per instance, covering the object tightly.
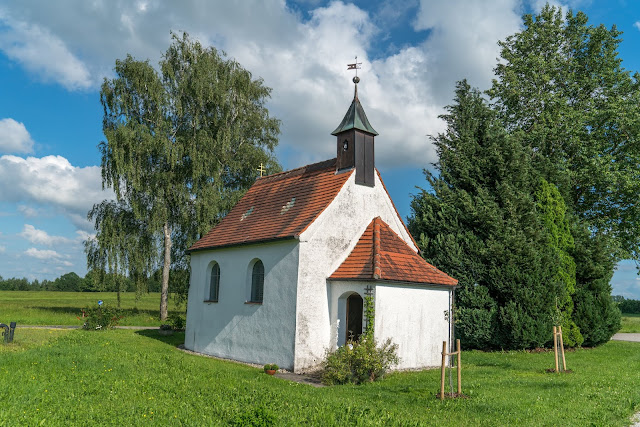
[553,326,567,372]
[440,339,462,400]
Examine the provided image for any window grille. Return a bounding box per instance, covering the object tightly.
[250,260,264,303]
[209,263,220,301]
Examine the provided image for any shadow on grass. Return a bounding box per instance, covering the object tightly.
[134,328,185,347]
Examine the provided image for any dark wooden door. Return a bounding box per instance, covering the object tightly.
[346,293,363,342]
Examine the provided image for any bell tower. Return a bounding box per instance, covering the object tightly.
[332,62,378,187]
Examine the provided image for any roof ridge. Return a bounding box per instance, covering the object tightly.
[373,217,381,279]
[258,158,336,183]
[329,216,458,286]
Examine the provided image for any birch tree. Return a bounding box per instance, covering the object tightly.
[89,33,280,319]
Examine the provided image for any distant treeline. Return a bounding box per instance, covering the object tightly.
[0,271,163,293]
[612,296,640,314]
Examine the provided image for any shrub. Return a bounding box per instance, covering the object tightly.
[322,336,398,385]
[82,305,123,330]
[263,364,278,371]
[168,313,185,330]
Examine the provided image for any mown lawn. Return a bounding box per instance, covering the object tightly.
[0,291,185,326]
[0,328,638,426]
[620,314,640,333]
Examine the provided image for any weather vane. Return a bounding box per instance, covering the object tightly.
[347,56,362,84]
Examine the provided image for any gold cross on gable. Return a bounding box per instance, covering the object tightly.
[347,56,362,78]
[257,163,266,177]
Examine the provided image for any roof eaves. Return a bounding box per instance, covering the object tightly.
[186,235,298,254]
[326,277,457,288]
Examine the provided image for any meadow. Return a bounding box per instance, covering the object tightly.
[0,291,185,326]
[620,313,640,333]
[1,292,639,425]
[0,328,639,425]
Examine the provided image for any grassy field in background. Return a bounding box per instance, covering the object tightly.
[620,313,640,333]
[0,291,185,326]
[0,328,638,425]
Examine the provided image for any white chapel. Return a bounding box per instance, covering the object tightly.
[184,76,457,372]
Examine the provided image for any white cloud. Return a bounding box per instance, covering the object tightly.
[0,10,92,90]
[24,247,62,260]
[413,0,522,103]
[18,205,38,218]
[0,155,113,230]
[75,230,95,242]
[0,118,34,154]
[20,224,71,246]
[0,1,529,169]
[635,21,640,31]
[0,245,5,254]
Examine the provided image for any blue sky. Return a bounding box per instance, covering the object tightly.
[0,0,639,298]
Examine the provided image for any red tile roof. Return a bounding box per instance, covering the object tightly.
[329,217,458,286]
[189,159,353,252]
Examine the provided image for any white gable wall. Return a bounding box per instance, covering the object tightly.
[185,239,299,370]
[294,171,415,371]
[375,283,452,369]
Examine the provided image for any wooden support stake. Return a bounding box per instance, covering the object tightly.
[553,326,559,373]
[456,339,462,395]
[558,326,566,371]
[440,341,447,401]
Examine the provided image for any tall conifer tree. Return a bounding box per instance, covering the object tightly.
[409,81,564,349]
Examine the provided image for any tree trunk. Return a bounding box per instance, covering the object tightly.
[160,222,172,321]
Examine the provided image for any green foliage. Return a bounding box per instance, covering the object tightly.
[409,81,562,349]
[488,3,633,347]
[1,329,640,425]
[411,6,632,349]
[363,294,375,339]
[489,6,640,263]
[263,364,279,371]
[230,406,276,426]
[571,225,621,346]
[322,336,399,385]
[535,179,583,347]
[168,313,185,330]
[614,296,640,314]
[81,304,123,330]
[88,32,281,318]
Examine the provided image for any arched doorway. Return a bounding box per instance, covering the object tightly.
[345,293,363,342]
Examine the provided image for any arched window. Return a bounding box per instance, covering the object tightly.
[208,262,220,302]
[250,260,264,303]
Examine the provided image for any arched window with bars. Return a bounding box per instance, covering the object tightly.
[250,260,264,303]
[208,262,220,302]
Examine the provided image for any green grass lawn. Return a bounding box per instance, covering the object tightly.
[621,314,640,333]
[0,291,185,326]
[0,328,638,426]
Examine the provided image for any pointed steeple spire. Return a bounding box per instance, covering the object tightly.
[333,60,377,187]
[331,76,378,136]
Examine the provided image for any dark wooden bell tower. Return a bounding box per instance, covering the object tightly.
[332,76,378,187]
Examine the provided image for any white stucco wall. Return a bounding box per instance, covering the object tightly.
[185,239,299,370]
[294,172,416,371]
[375,284,452,369]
